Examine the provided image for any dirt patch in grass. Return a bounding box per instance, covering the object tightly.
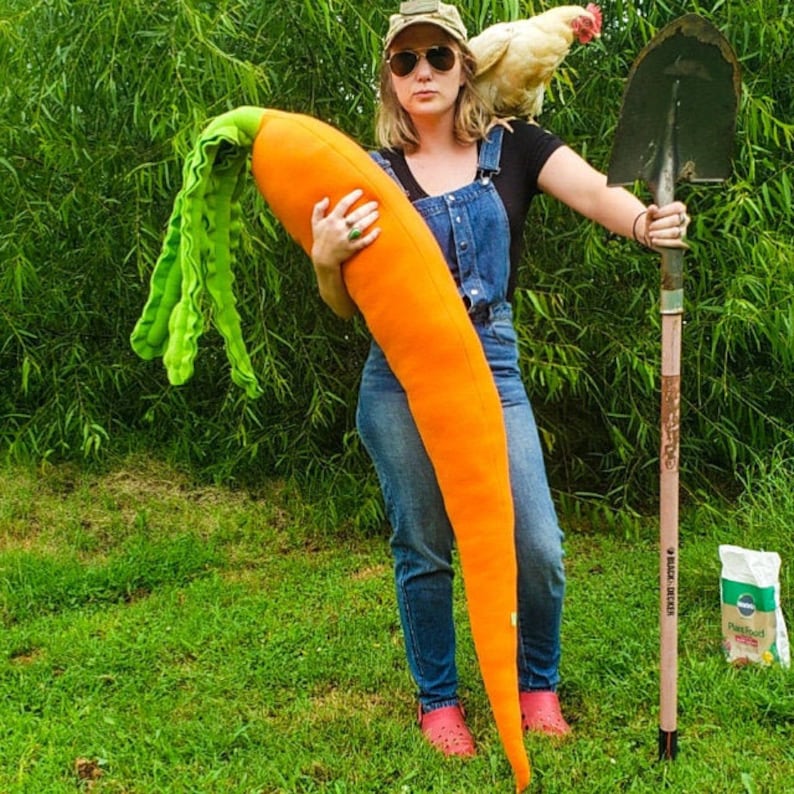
[349,563,389,582]
[309,686,390,722]
[9,646,45,665]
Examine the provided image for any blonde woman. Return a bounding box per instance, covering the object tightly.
[311,1,689,757]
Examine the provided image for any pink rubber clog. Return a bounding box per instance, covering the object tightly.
[519,691,572,737]
[417,704,477,757]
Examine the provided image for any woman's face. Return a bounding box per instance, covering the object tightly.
[387,24,464,121]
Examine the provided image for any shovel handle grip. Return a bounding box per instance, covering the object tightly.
[660,247,684,314]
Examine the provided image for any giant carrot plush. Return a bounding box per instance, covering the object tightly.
[131,107,530,791]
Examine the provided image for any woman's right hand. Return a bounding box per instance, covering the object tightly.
[311,190,380,320]
[309,189,380,319]
[311,188,380,272]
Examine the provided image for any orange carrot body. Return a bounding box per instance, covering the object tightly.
[251,109,530,791]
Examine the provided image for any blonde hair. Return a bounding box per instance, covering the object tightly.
[375,39,496,152]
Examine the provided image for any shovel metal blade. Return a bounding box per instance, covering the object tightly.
[607,14,741,188]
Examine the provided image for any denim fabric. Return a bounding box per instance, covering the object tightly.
[359,129,565,711]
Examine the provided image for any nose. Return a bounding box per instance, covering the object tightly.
[414,55,434,78]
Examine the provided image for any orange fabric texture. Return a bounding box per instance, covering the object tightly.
[251,110,530,791]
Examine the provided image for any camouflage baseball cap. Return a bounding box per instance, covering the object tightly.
[384,0,468,52]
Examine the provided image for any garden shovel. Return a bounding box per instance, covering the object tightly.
[606,14,740,761]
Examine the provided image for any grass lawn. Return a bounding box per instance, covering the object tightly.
[1,457,792,792]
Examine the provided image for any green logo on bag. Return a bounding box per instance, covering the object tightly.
[737,594,756,618]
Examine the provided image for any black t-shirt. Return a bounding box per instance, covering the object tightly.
[379,120,565,298]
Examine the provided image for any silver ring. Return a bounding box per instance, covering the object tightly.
[679,212,686,225]
[348,227,362,241]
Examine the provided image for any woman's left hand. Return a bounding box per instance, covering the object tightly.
[643,202,691,249]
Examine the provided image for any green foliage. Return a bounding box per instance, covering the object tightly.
[1,0,792,509]
[0,0,382,488]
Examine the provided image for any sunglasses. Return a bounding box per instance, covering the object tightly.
[387,45,458,77]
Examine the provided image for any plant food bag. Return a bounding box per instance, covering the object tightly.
[719,545,790,667]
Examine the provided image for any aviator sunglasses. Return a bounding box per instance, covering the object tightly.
[387,45,458,77]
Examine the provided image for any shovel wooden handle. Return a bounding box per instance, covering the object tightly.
[658,219,682,761]
[659,308,681,760]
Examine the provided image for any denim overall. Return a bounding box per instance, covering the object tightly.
[357,128,566,712]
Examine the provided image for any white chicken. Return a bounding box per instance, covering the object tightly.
[469,4,603,119]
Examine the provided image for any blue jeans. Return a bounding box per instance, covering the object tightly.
[356,309,566,712]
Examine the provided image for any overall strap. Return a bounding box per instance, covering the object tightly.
[477,125,504,183]
[369,150,409,194]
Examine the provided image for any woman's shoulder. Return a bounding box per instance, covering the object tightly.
[490,118,565,190]
[375,147,409,173]
[498,118,565,164]
[376,145,402,157]
[375,147,408,170]
[498,118,562,145]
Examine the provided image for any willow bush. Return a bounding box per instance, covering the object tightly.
[515,0,794,503]
[1,0,792,515]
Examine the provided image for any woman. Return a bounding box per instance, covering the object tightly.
[310,1,689,757]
